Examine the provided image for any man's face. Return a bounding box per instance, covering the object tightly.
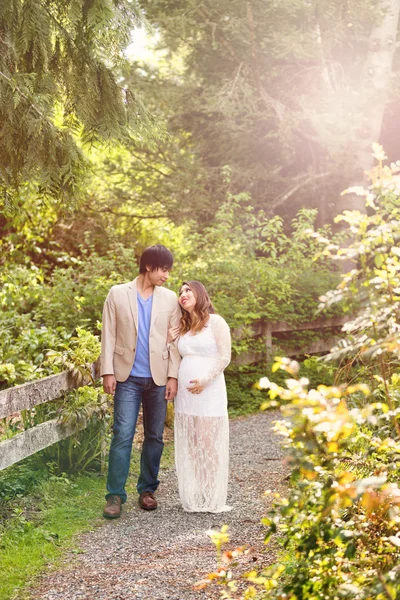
[147,267,170,286]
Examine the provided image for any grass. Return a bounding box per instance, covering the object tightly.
[0,445,174,600]
[0,473,106,600]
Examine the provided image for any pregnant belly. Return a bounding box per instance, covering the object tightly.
[176,355,227,417]
[178,355,215,386]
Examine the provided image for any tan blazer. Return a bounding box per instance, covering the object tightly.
[100,278,181,386]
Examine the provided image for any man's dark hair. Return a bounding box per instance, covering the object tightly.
[139,244,174,274]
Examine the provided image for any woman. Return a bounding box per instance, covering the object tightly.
[170,281,232,513]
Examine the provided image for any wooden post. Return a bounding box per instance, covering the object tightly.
[265,323,273,363]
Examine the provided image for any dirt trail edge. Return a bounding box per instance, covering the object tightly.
[30,411,286,600]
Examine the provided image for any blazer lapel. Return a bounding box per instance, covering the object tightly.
[150,285,161,328]
[127,278,139,332]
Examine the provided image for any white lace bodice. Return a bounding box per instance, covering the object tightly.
[177,314,231,387]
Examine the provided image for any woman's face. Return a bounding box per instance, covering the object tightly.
[178,284,197,312]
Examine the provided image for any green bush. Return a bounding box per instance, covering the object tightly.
[226,357,335,417]
[0,458,49,508]
[226,365,271,417]
[34,243,136,332]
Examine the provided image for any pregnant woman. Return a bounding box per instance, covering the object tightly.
[170,280,232,513]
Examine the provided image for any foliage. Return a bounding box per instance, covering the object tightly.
[46,326,101,380]
[226,365,272,417]
[0,315,71,388]
[0,471,121,600]
[256,359,400,600]
[1,186,343,383]
[226,357,335,417]
[0,323,106,473]
[0,458,49,505]
[0,0,159,204]
[33,329,106,473]
[317,146,400,367]
[0,246,130,387]
[202,358,400,599]
[137,0,395,221]
[170,197,341,360]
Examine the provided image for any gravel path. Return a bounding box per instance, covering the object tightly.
[31,412,286,600]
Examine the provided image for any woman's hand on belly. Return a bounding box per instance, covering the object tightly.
[187,379,205,395]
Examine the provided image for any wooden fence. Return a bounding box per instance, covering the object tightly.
[0,370,91,471]
[0,314,347,472]
[234,314,347,365]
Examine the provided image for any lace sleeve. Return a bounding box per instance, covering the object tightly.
[199,315,231,387]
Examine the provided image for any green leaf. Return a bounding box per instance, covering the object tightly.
[374,254,385,268]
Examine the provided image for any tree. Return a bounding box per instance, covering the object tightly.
[337,0,400,213]
[138,0,400,222]
[0,0,152,205]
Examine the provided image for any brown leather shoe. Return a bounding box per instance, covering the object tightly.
[103,495,122,519]
[139,491,157,510]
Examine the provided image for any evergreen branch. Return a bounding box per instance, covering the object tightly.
[154,144,179,172]
[38,1,78,49]
[176,35,218,58]
[129,152,171,177]
[228,62,244,97]
[0,70,44,118]
[96,207,167,219]
[0,34,14,51]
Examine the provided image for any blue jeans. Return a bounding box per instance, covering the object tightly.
[106,376,167,503]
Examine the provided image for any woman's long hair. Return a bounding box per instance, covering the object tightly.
[179,281,215,334]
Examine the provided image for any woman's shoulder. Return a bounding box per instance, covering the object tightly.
[209,313,229,328]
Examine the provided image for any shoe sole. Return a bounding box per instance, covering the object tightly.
[103,512,121,519]
[139,503,157,511]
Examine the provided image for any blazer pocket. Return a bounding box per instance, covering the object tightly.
[114,345,125,356]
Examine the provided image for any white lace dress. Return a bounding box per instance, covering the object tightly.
[174,313,231,513]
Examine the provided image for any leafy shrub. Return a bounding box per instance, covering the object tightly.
[257,358,400,600]
[35,330,108,474]
[226,357,335,417]
[33,243,136,332]
[171,199,342,361]
[226,365,272,417]
[204,358,400,600]
[0,459,48,506]
[317,146,400,368]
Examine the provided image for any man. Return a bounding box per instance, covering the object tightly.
[100,244,181,518]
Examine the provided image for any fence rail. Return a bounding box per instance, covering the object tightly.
[0,418,87,471]
[0,371,77,419]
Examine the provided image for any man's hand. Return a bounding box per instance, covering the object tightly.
[165,377,177,401]
[103,374,117,395]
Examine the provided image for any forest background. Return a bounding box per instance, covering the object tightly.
[1,1,400,599]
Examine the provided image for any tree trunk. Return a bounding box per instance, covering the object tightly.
[358,0,400,172]
[336,0,400,216]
